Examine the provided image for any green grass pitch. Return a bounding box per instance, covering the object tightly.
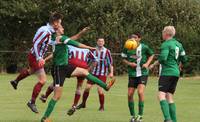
[0,74,199,122]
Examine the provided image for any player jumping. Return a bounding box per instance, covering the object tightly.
[121,33,154,122]
[10,12,63,113]
[76,37,114,111]
[41,25,115,122]
[39,45,97,116]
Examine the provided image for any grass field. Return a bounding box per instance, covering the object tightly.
[0,74,199,122]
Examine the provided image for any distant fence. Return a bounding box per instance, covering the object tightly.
[0,51,199,76]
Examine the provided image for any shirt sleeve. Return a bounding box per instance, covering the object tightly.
[146,45,154,56]
[33,31,50,61]
[179,45,187,64]
[60,35,80,47]
[121,48,128,59]
[106,49,113,65]
[158,42,169,63]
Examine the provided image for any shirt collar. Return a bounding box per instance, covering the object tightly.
[47,23,55,33]
[96,46,105,51]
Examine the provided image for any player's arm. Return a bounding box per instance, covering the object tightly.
[149,60,159,70]
[142,45,155,69]
[33,31,50,61]
[121,51,137,68]
[44,53,53,62]
[60,36,96,50]
[107,50,114,78]
[158,43,169,63]
[70,27,90,40]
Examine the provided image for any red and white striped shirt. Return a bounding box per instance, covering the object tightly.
[31,23,55,60]
[68,46,97,68]
[92,47,113,76]
[68,45,96,62]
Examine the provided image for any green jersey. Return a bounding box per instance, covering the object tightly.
[121,43,154,77]
[158,38,186,77]
[52,35,80,66]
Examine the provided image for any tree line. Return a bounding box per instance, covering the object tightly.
[0,0,200,75]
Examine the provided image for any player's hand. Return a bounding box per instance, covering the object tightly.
[149,64,154,71]
[129,62,137,68]
[90,47,97,51]
[56,36,62,44]
[142,63,149,69]
[108,73,114,78]
[81,27,90,33]
[38,59,45,67]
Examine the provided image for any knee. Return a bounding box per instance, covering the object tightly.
[128,92,133,99]
[158,92,166,101]
[138,90,144,96]
[54,94,61,101]
[98,89,103,95]
[84,87,91,92]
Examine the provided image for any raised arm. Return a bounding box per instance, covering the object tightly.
[70,27,90,40]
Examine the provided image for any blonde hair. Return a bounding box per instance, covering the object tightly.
[163,26,176,37]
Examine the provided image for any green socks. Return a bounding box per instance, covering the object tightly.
[160,100,171,121]
[169,103,177,122]
[86,74,107,90]
[128,101,135,117]
[138,101,144,116]
[43,99,57,118]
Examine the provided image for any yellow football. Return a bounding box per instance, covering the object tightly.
[124,39,138,50]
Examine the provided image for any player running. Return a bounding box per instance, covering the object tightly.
[39,45,97,116]
[9,12,63,113]
[41,25,115,122]
[121,33,154,122]
[76,37,114,111]
[156,26,187,122]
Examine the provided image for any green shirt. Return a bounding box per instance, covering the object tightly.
[158,38,186,77]
[121,43,154,77]
[52,35,80,66]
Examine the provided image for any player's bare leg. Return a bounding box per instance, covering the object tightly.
[136,84,145,122]
[128,87,136,122]
[71,67,115,91]
[27,68,46,113]
[97,86,105,111]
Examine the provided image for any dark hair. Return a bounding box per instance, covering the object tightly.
[49,12,63,24]
[135,32,142,38]
[96,37,104,40]
[129,32,142,39]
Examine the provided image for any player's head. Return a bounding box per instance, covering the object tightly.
[49,12,63,30]
[162,26,176,40]
[56,24,64,35]
[129,33,142,42]
[97,37,105,48]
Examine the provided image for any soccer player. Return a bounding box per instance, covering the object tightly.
[41,25,115,122]
[39,45,97,116]
[121,33,154,122]
[157,26,187,122]
[76,37,114,111]
[10,12,63,113]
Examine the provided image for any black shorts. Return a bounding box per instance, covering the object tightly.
[53,65,76,87]
[158,76,179,94]
[128,76,148,88]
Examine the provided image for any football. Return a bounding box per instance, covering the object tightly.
[124,39,138,50]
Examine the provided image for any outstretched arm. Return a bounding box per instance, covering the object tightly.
[70,27,90,40]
